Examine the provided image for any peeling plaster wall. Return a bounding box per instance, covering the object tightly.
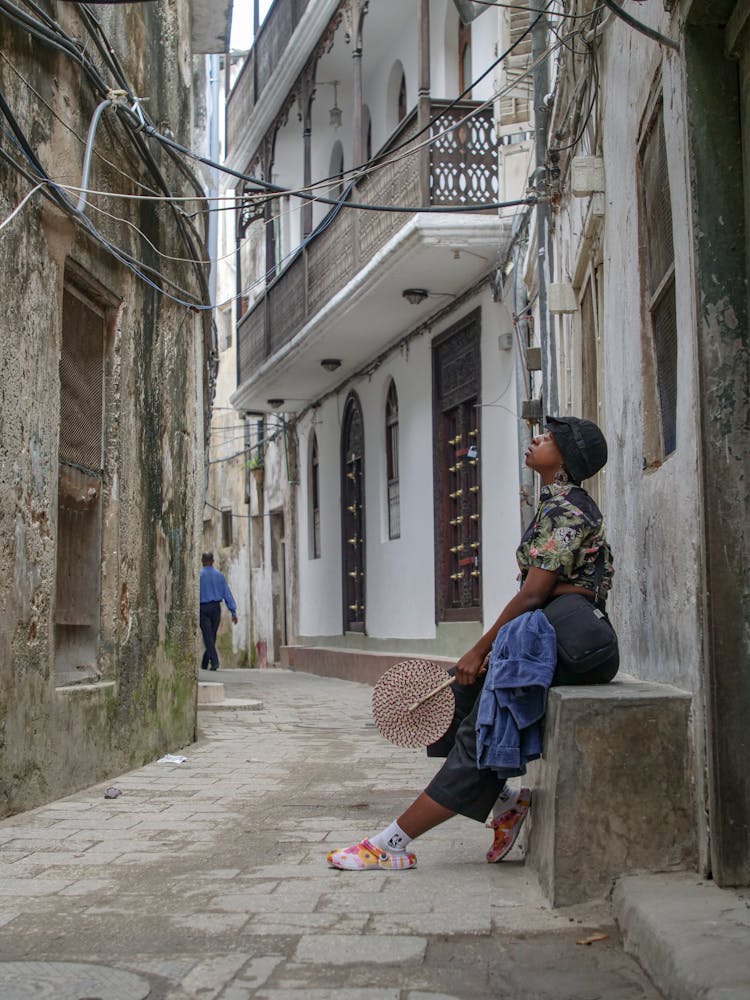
[594,31,704,693]
[0,2,208,816]
[544,12,732,873]
[247,424,298,667]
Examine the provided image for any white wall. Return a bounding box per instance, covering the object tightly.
[296,289,521,641]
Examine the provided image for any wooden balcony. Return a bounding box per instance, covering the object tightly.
[226,0,313,161]
[237,102,498,387]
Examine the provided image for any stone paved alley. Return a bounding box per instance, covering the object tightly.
[0,669,663,999]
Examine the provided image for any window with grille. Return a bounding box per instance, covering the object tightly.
[310,431,321,558]
[221,508,233,548]
[219,307,233,352]
[385,380,400,539]
[639,97,678,463]
[433,312,482,622]
[55,281,107,681]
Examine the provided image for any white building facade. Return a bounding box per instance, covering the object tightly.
[225,0,536,675]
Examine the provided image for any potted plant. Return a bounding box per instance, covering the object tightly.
[247,453,264,487]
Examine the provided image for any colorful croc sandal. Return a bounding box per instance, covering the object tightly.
[486,787,531,863]
[327,838,417,871]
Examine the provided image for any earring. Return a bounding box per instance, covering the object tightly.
[553,468,569,485]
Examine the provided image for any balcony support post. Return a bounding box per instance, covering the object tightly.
[418,0,431,206]
[297,62,317,239]
[346,0,369,169]
[259,130,277,285]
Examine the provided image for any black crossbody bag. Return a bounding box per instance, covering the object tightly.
[542,551,619,674]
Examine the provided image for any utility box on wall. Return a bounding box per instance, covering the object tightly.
[571,155,605,197]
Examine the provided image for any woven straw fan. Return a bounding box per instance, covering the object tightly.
[372,659,456,748]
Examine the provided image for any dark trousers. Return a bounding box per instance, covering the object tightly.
[200,601,222,670]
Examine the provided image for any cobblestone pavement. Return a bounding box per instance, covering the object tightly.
[0,669,662,999]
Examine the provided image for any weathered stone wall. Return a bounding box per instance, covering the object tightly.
[0,1,210,815]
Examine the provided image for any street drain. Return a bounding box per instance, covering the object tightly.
[0,962,151,1000]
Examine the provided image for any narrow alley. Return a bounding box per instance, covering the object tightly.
[0,670,662,1000]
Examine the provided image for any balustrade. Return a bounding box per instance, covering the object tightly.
[237,102,498,383]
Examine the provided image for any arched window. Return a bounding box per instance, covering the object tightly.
[385,380,400,539]
[363,104,373,161]
[310,431,321,558]
[386,61,407,133]
[398,72,407,122]
[329,141,344,201]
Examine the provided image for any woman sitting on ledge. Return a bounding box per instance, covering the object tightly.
[327,415,618,871]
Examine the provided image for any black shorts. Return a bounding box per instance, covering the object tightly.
[423,657,619,823]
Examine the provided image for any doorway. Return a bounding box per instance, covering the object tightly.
[270,511,286,664]
[341,393,366,632]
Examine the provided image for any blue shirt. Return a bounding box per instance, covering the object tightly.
[200,566,237,615]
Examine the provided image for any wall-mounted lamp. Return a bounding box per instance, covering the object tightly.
[267,398,285,409]
[329,81,342,129]
[402,288,429,305]
[320,358,342,372]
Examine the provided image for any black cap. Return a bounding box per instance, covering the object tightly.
[546,416,608,484]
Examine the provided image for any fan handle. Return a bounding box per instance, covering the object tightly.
[408,675,455,713]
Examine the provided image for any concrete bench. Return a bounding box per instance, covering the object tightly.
[523,675,697,906]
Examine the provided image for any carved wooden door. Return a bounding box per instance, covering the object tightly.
[433,313,482,621]
[342,394,366,632]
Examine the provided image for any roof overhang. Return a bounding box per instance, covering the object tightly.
[230,213,511,415]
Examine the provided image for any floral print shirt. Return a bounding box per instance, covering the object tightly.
[516,483,614,599]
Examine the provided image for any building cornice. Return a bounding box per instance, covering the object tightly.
[230,213,511,413]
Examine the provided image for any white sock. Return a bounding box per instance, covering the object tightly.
[492,785,519,820]
[370,820,412,853]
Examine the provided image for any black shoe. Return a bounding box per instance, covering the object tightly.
[209,665,219,671]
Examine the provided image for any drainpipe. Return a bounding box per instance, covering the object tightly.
[207,54,221,311]
[418,0,431,205]
[513,243,535,531]
[530,1,558,420]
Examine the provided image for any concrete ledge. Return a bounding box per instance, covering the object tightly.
[613,873,750,1000]
[198,682,225,704]
[198,699,263,712]
[525,674,696,906]
[281,644,455,686]
[197,682,263,712]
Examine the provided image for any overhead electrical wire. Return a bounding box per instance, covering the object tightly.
[0,0,608,314]
[599,0,679,50]
[2,0,565,219]
[224,0,557,203]
[0,0,212,306]
[0,180,41,229]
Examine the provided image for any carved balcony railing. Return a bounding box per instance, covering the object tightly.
[237,101,498,386]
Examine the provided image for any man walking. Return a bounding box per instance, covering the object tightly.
[199,552,237,671]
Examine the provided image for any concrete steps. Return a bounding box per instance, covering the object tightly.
[197,681,263,712]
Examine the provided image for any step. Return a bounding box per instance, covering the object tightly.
[523,674,696,906]
[197,681,263,712]
[613,872,750,1000]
